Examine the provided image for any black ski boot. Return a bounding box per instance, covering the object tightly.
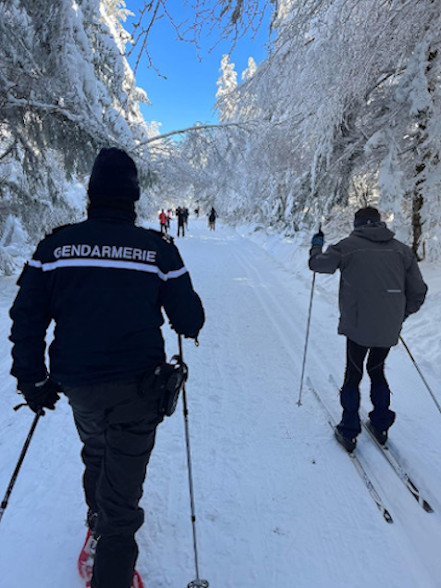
[334,427,357,453]
[366,420,388,445]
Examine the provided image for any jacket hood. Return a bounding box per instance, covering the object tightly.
[88,148,140,202]
[351,222,395,243]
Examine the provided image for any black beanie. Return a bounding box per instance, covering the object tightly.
[88,148,140,202]
[354,206,381,227]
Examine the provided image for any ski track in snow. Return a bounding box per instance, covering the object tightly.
[1,219,441,587]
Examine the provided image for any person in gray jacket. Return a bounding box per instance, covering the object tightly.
[309,206,427,453]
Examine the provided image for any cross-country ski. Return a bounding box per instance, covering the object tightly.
[327,372,435,513]
[307,377,393,524]
[362,418,434,514]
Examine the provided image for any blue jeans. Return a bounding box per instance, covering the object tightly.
[337,339,396,438]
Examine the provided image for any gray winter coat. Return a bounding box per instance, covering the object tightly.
[309,223,427,347]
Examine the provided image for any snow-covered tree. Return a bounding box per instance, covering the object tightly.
[216,54,239,122]
[190,0,441,258]
[241,57,257,82]
[0,0,152,272]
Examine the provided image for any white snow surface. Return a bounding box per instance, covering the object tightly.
[1,218,441,587]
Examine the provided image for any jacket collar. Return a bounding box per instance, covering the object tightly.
[87,206,136,223]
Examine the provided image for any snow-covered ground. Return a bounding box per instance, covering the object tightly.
[1,217,441,587]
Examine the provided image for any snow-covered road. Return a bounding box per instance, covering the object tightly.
[1,218,440,587]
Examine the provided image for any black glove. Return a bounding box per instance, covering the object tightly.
[311,229,324,247]
[184,330,200,340]
[18,379,60,415]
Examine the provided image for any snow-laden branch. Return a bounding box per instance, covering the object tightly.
[131,120,262,148]
[4,97,84,123]
[131,111,315,149]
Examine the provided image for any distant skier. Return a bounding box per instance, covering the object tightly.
[309,206,427,453]
[9,148,205,588]
[166,209,172,230]
[176,206,186,237]
[208,207,217,231]
[184,207,189,229]
[159,209,168,234]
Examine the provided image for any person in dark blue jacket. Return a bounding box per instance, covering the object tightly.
[9,148,205,588]
[309,207,427,453]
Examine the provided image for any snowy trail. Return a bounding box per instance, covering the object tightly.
[1,219,441,587]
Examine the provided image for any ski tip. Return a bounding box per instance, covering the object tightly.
[383,509,394,524]
[423,500,434,513]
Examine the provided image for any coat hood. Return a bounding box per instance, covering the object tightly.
[351,222,395,243]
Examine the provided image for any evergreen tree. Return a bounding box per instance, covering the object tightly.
[0,0,150,263]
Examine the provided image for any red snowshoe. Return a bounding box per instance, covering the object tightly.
[78,528,96,585]
[131,571,145,588]
[78,528,145,587]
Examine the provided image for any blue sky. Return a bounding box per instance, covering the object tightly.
[125,2,272,136]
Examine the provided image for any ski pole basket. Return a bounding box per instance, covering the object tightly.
[188,580,209,588]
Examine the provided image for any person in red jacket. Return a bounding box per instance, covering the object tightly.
[158,209,168,234]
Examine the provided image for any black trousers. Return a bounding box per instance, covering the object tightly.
[337,338,396,438]
[177,222,185,237]
[65,376,164,588]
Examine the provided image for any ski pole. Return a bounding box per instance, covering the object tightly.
[178,335,209,588]
[399,335,441,415]
[297,270,317,406]
[0,410,41,524]
[297,223,322,406]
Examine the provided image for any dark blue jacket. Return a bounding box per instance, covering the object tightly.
[309,223,427,347]
[10,208,205,386]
